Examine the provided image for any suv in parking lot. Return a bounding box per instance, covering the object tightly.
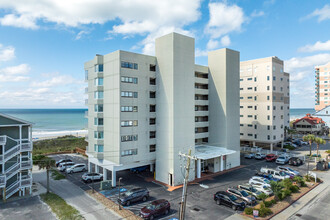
[227,188,256,205]
[66,164,87,174]
[58,162,75,172]
[265,154,278,162]
[288,157,303,166]
[277,166,300,176]
[118,188,150,206]
[255,153,266,160]
[56,159,73,167]
[255,172,280,182]
[276,155,290,165]
[260,167,291,180]
[249,176,271,188]
[237,184,262,198]
[139,199,170,220]
[214,191,246,210]
[82,173,103,183]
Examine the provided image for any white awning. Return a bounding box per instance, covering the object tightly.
[195,145,236,160]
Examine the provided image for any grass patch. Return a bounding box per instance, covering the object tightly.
[40,192,84,220]
[33,135,87,155]
[51,169,66,180]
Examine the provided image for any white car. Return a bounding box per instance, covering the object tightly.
[249,176,271,188]
[277,166,300,176]
[260,167,291,180]
[253,185,273,196]
[255,153,266,160]
[66,164,87,174]
[300,141,308,145]
[58,162,75,172]
[244,153,255,159]
[276,156,290,164]
[82,173,103,183]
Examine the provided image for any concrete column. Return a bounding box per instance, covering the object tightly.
[220,156,224,172]
[111,169,116,187]
[28,126,31,141]
[19,125,22,145]
[88,162,91,172]
[281,141,284,149]
[197,159,201,178]
[103,168,107,180]
[270,143,273,152]
[30,186,32,194]
[253,141,256,147]
[150,164,154,172]
[95,165,99,173]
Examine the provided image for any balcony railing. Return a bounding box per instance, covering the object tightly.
[4,145,20,161]
[21,142,32,152]
[21,160,32,170]
[21,176,32,186]
[0,135,6,145]
[6,162,20,179]
[0,175,5,187]
[6,181,20,199]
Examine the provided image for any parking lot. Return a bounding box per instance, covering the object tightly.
[51,153,311,220]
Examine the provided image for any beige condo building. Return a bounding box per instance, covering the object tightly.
[315,62,330,111]
[240,57,290,151]
[84,32,241,187]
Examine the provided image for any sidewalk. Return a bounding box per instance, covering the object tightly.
[32,166,121,220]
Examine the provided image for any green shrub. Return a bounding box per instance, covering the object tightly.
[326,150,330,154]
[258,193,268,201]
[271,199,277,205]
[284,145,295,150]
[264,200,273,207]
[259,206,273,217]
[293,176,306,187]
[51,169,66,180]
[244,207,253,215]
[289,185,300,193]
[32,154,46,165]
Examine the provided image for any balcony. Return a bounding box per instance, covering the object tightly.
[21,142,32,152]
[0,135,6,145]
[4,145,20,161]
[6,163,20,179]
[21,176,32,187]
[85,87,88,93]
[21,160,32,170]
[0,174,5,187]
[85,99,88,105]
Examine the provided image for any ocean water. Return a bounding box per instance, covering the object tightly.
[0,108,315,138]
[0,109,88,138]
[290,108,315,120]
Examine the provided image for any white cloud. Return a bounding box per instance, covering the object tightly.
[0,44,15,62]
[75,30,90,40]
[0,64,31,82]
[298,40,330,53]
[251,10,265,18]
[285,53,330,108]
[0,64,30,75]
[30,74,80,87]
[206,39,219,50]
[0,0,201,55]
[0,14,38,29]
[220,35,231,47]
[205,2,245,39]
[306,4,330,22]
[195,48,208,57]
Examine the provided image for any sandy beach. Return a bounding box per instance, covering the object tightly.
[32,129,88,141]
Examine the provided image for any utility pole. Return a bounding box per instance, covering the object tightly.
[179,149,197,220]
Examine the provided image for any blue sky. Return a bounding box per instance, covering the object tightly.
[0,0,330,108]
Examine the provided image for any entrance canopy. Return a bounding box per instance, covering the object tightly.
[195,145,236,160]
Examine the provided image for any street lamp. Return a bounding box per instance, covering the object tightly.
[118,177,122,210]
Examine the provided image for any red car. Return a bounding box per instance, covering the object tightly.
[265,154,278,162]
[139,199,170,220]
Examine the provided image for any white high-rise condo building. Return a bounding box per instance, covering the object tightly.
[315,62,330,111]
[0,113,33,201]
[240,57,290,151]
[85,33,240,186]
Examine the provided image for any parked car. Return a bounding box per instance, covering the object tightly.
[280,149,290,153]
[300,140,308,145]
[227,188,256,206]
[255,172,280,182]
[66,164,87,174]
[249,176,271,188]
[58,162,75,172]
[277,166,301,176]
[244,153,255,159]
[276,156,290,165]
[260,167,291,180]
[118,188,150,206]
[82,173,103,183]
[265,154,278,162]
[214,191,246,211]
[253,185,273,196]
[293,140,302,146]
[130,165,149,173]
[288,157,303,166]
[255,153,266,160]
[139,199,170,220]
[237,184,263,199]
[56,159,73,167]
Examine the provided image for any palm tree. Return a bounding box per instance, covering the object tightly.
[315,137,326,160]
[34,155,55,193]
[303,134,315,156]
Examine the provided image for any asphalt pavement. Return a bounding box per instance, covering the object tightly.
[0,196,57,220]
